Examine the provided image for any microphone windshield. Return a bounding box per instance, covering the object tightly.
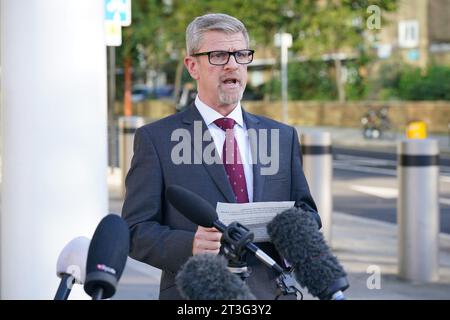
[56,236,90,284]
[84,214,130,299]
[176,254,255,300]
[267,207,349,300]
[166,185,218,227]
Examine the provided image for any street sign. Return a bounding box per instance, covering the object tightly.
[398,20,419,49]
[104,0,131,46]
[105,19,122,46]
[105,0,131,27]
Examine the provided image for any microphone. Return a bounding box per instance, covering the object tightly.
[54,236,90,300]
[267,207,349,300]
[83,214,130,300]
[176,254,256,300]
[166,185,284,274]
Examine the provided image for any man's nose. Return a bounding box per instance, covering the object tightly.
[224,54,239,69]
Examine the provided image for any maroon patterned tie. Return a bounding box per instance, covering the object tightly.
[214,118,249,203]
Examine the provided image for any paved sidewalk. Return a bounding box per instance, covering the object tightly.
[108,168,450,300]
[332,212,450,299]
[108,173,162,300]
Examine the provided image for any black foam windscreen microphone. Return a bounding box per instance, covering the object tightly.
[54,236,90,300]
[166,184,218,227]
[166,185,284,274]
[267,207,349,300]
[176,254,256,300]
[84,214,130,300]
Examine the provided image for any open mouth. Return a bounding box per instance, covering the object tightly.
[221,77,241,89]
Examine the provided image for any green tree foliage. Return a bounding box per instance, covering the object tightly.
[116,0,399,101]
[264,61,337,100]
[116,0,172,78]
[398,65,450,100]
[368,63,450,101]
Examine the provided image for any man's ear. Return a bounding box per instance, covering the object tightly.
[184,56,200,80]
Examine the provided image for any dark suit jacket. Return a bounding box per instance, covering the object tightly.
[121,104,320,300]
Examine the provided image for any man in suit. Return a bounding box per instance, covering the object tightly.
[122,13,320,300]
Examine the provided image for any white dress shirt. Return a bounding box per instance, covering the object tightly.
[195,95,254,202]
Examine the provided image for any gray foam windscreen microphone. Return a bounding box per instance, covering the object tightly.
[176,254,256,300]
[56,236,90,284]
[267,207,349,300]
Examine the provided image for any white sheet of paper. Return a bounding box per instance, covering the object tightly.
[216,201,295,242]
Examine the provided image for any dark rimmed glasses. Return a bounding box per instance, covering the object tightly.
[192,49,255,66]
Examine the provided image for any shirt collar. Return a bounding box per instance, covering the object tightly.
[195,95,244,128]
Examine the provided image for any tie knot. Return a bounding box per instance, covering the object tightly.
[214,118,236,131]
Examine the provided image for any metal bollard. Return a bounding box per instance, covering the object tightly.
[300,131,333,244]
[398,139,440,282]
[448,123,450,149]
[119,116,145,197]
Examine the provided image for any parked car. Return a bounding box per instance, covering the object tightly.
[153,85,174,99]
[132,85,154,102]
[132,84,174,102]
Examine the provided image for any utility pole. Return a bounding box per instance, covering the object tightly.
[275,33,292,124]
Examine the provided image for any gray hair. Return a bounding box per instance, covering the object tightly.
[186,13,249,55]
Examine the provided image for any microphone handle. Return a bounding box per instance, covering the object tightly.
[213,220,284,274]
[332,291,345,300]
[54,274,75,300]
[91,287,104,300]
[319,277,349,300]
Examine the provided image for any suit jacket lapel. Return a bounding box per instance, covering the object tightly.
[242,109,265,202]
[182,104,236,203]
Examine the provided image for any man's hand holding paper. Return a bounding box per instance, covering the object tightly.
[216,202,295,242]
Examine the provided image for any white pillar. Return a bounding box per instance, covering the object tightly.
[301,132,333,244]
[1,0,108,299]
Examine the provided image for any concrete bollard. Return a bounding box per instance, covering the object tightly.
[398,139,440,282]
[119,116,145,197]
[300,131,333,244]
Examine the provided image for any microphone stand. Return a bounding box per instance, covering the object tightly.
[91,287,104,300]
[54,274,75,300]
[220,222,252,281]
[275,270,303,300]
[220,221,302,299]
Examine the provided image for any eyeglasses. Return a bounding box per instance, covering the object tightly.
[192,50,255,66]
